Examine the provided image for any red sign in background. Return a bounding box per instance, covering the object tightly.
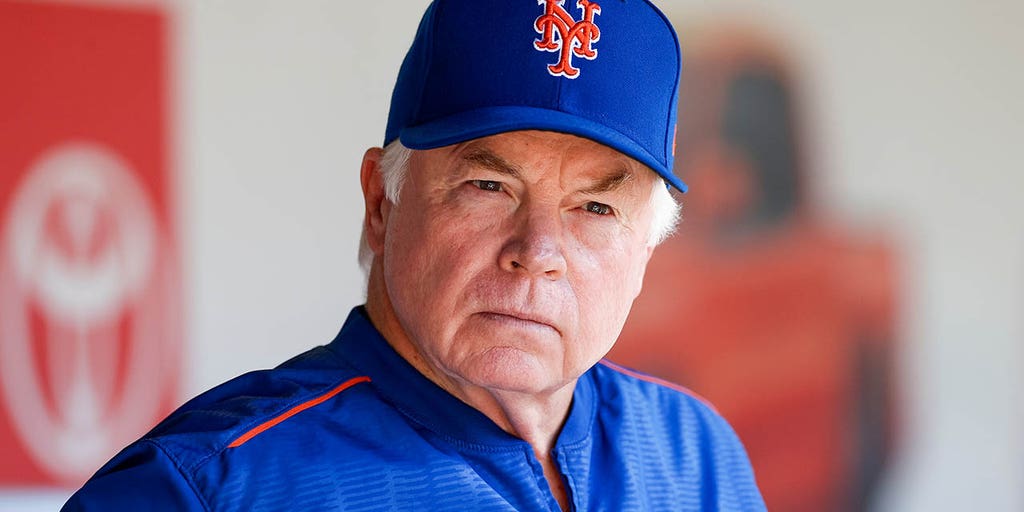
[0,1,181,486]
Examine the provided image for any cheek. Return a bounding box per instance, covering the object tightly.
[573,262,636,324]
[565,237,649,355]
[567,217,649,296]
[383,199,506,314]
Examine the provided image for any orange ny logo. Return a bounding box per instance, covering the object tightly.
[534,0,602,79]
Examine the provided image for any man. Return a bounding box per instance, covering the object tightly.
[64,1,765,510]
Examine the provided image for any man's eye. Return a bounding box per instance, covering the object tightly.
[471,180,502,192]
[583,202,612,215]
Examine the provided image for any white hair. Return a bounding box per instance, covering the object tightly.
[358,140,680,273]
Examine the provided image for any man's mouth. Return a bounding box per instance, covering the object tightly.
[477,311,561,335]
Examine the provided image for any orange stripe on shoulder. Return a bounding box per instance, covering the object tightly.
[228,375,371,448]
[598,359,719,413]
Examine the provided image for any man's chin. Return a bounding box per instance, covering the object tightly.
[458,347,566,395]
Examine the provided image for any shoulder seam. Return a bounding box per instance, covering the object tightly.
[227,375,372,448]
[597,359,719,413]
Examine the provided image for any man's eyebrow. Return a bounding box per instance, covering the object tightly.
[460,148,635,193]
[461,149,524,180]
[579,167,636,195]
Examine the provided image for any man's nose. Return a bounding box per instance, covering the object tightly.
[499,207,567,280]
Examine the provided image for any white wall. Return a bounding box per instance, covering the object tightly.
[4,0,1021,510]
[178,0,431,397]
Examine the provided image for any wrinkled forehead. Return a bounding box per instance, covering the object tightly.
[429,130,662,193]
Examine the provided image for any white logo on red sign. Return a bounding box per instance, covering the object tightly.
[0,142,179,483]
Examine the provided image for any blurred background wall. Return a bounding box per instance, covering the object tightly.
[0,0,1021,510]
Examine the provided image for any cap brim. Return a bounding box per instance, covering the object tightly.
[398,106,688,193]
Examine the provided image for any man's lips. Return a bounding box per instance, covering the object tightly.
[477,311,561,335]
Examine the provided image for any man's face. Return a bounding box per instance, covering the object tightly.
[377,130,658,396]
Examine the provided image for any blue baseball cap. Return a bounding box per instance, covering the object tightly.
[384,0,687,193]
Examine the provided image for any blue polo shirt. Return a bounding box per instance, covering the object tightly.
[63,307,765,511]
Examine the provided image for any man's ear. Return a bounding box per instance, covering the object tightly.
[360,147,388,257]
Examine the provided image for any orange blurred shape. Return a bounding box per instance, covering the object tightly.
[610,25,899,512]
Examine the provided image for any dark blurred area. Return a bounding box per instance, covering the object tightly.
[610,26,900,512]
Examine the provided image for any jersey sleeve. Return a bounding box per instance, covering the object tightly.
[61,440,208,512]
[707,413,768,511]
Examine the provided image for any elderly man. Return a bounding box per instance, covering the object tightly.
[64,1,764,510]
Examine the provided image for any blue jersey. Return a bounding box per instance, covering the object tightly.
[63,307,765,511]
